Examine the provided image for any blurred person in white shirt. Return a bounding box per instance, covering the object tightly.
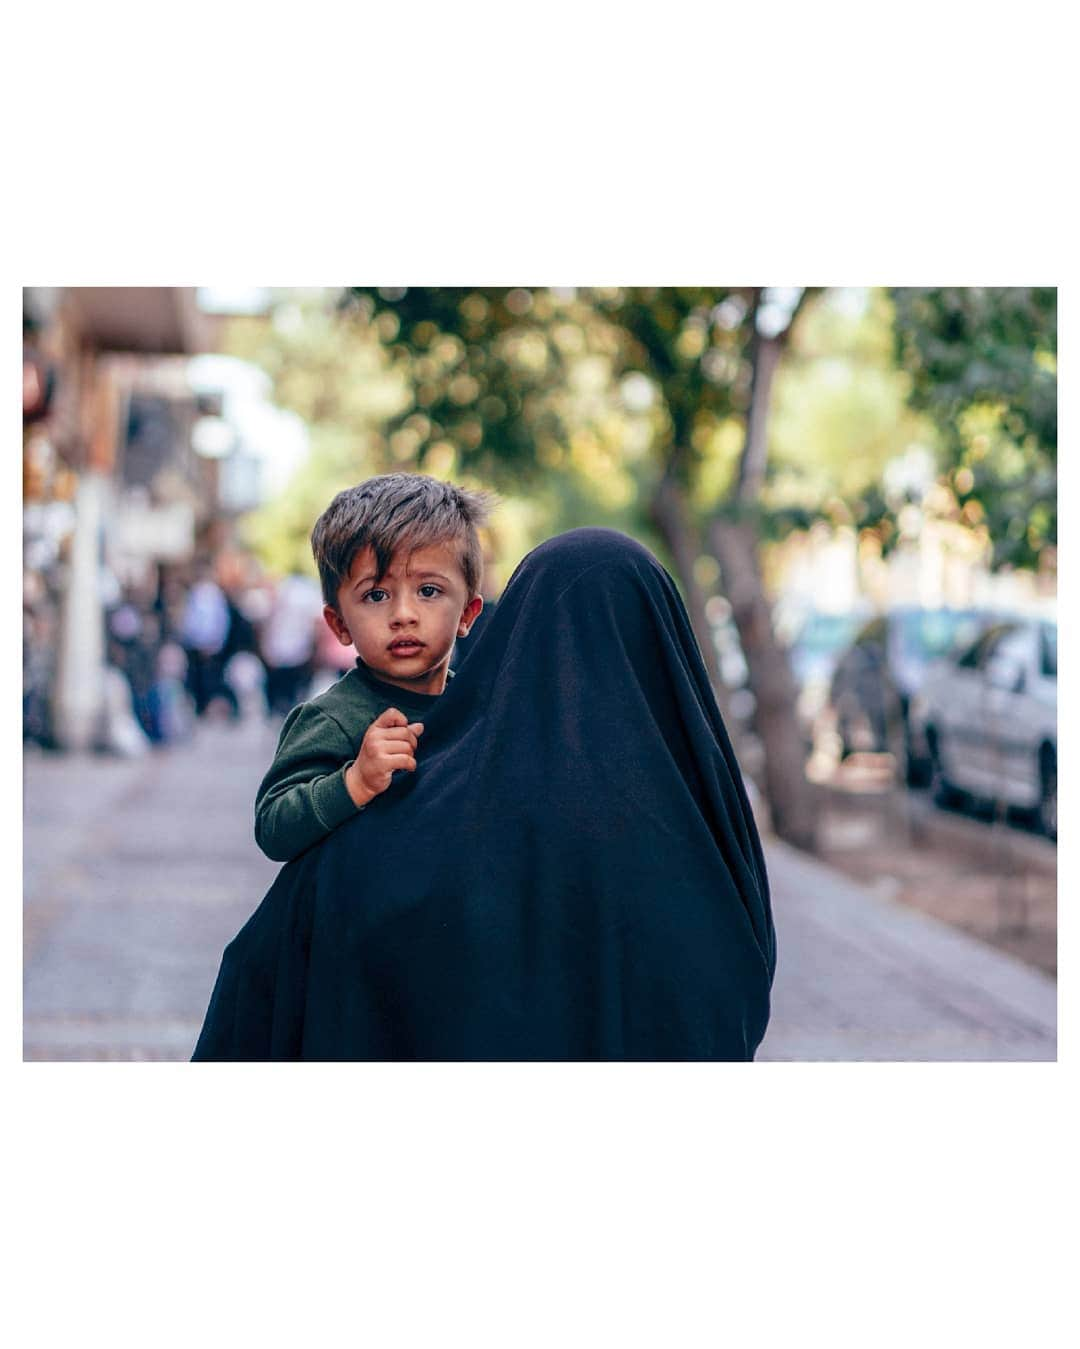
[258,572,324,717]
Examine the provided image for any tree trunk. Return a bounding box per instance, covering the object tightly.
[708,517,818,851]
[701,289,822,853]
[736,332,782,503]
[648,473,734,722]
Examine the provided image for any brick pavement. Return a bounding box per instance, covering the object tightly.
[22,716,1056,1061]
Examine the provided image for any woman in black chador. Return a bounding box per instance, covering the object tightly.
[193,528,775,1061]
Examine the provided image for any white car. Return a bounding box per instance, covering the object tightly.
[909,618,1057,839]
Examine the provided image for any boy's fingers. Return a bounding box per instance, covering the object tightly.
[373,707,408,728]
[385,753,417,772]
[377,727,419,750]
[408,722,424,736]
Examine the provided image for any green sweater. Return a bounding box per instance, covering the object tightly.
[254,662,446,863]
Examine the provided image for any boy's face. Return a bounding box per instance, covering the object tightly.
[324,540,482,695]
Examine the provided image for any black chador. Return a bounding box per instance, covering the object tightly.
[193,528,775,1061]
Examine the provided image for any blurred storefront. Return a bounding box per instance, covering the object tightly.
[22,287,255,752]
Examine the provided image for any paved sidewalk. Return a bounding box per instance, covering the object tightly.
[23,718,279,1061]
[23,718,1056,1061]
[757,842,1056,1061]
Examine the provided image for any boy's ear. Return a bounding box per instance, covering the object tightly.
[458,595,483,637]
[323,604,353,647]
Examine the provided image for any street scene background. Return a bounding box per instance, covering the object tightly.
[22,286,1057,1060]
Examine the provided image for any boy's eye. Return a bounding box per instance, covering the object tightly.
[363,588,389,603]
[418,584,442,598]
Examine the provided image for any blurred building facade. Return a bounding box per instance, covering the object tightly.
[23,287,261,752]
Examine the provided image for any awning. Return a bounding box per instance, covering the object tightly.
[64,288,214,354]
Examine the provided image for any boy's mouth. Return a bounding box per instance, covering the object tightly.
[388,639,425,656]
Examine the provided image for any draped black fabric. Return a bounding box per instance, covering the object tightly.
[193,528,775,1061]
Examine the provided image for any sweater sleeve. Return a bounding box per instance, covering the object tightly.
[254,703,368,862]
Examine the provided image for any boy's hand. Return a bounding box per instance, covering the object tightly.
[345,707,425,809]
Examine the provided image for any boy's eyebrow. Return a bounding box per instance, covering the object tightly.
[353,571,452,588]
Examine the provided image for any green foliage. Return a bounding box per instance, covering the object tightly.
[588,287,754,472]
[344,288,630,487]
[890,287,1056,569]
[347,286,763,492]
[223,300,408,577]
[223,289,661,578]
[226,285,1055,584]
[770,290,933,507]
[760,288,946,563]
[340,287,670,554]
[336,287,780,573]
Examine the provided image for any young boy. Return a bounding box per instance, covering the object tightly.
[254,473,490,862]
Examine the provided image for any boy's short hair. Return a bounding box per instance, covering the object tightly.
[311,473,494,609]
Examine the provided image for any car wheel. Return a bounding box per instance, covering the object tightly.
[927,728,960,810]
[1038,748,1057,842]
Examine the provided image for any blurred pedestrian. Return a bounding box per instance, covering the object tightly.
[220,578,266,719]
[146,641,195,744]
[179,563,239,720]
[100,578,154,758]
[106,586,160,742]
[258,572,323,717]
[99,665,151,758]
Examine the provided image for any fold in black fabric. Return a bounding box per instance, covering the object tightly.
[193,528,775,1061]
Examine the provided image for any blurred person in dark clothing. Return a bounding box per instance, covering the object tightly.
[106,588,162,742]
[223,589,259,663]
[179,563,240,720]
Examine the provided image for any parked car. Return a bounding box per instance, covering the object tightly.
[823,607,990,782]
[781,608,870,742]
[908,618,1057,839]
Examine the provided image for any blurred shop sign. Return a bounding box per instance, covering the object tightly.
[114,499,195,561]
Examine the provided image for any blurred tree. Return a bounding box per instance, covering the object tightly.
[585,287,820,848]
[768,290,934,517]
[342,287,636,488]
[345,286,736,702]
[222,297,409,579]
[890,287,1057,570]
[226,287,665,587]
